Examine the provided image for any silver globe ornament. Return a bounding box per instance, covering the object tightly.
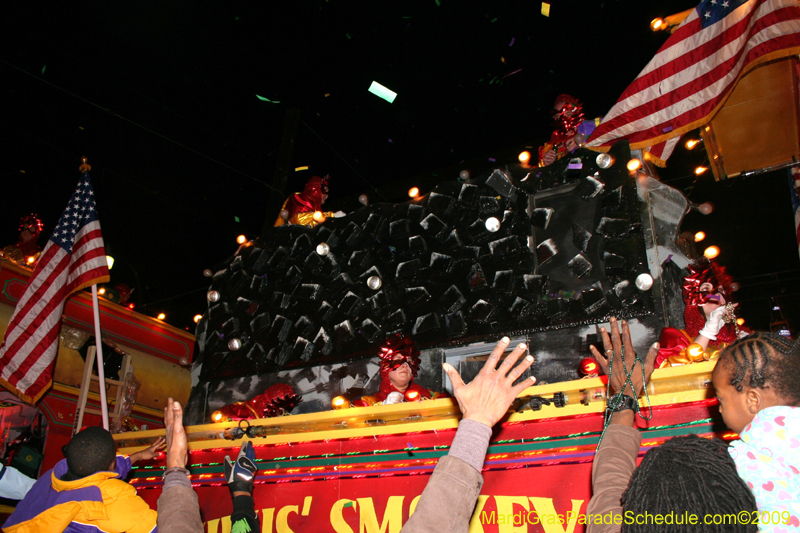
[316,242,330,256]
[358,194,369,205]
[207,290,221,302]
[228,338,242,351]
[484,217,501,232]
[596,153,615,169]
[635,273,654,291]
[367,276,382,290]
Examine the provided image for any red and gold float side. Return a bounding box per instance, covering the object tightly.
[117,362,725,533]
[0,260,193,473]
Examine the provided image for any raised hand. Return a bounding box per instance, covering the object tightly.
[590,318,658,398]
[443,337,536,428]
[163,397,188,470]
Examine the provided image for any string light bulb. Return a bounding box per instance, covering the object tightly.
[98,287,106,295]
[686,343,705,362]
[650,18,665,31]
[331,396,350,410]
[685,139,700,149]
[694,231,706,242]
[704,245,720,259]
[518,151,531,164]
[193,314,203,323]
[627,159,642,172]
[312,211,326,223]
[695,166,708,175]
[236,235,247,245]
[157,313,166,321]
[408,187,420,198]
[211,411,224,422]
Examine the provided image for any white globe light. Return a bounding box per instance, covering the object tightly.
[485,217,501,232]
[316,242,330,256]
[635,273,654,291]
[596,153,615,169]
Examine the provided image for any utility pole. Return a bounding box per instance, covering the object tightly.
[261,108,301,236]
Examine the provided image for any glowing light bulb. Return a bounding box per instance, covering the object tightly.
[193,314,203,323]
[236,235,247,245]
[627,159,642,172]
[316,243,330,256]
[106,256,114,270]
[331,396,350,410]
[128,303,135,309]
[704,245,720,259]
[650,18,664,31]
[404,390,420,402]
[695,166,708,175]
[694,231,706,242]
[312,211,326,223]
[408,187,420,198]
[736,317,745,326]
[26,256,35,265]
[685,139,700,150]
[211,411,224,422]
[157,313,166,321]
[518,151,531,164]
[686,343,705,362]
[98,287,106,295]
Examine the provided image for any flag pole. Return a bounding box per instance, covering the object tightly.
[91,284,110,430]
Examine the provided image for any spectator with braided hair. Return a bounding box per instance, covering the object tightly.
[587,318,758,533]
[712,333,800,531]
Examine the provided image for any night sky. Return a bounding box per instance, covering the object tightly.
[2,0,798,333]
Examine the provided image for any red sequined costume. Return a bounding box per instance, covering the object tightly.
[274,175,335,228]
[213,383,301,421]
[538,94,585,166]
[656,259,739,367]
[0,215,44,268]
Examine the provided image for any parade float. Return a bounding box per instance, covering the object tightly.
[115,137,728,533]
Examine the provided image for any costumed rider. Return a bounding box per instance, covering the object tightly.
[356,334,447,406]
[655,258,746,368]
[0,214,44,268]
[538,94,601,167]
[273,174,345,228]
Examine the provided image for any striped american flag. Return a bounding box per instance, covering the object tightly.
[587,0,800,165]
[0,172,109,403]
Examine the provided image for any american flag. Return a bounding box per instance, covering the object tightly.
[0,172,109,404]
[587,0,800,165]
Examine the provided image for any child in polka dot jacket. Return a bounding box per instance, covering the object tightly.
[712,332,800,532]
